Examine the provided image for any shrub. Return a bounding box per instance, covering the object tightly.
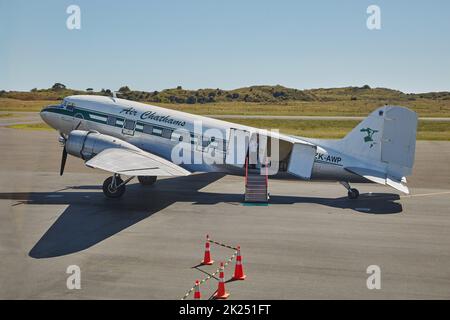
[119,86,130,92]
[273,91,286,98]
[52,83,66,90]
[186,96,197,104]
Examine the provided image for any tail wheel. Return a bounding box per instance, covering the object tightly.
[103,176,126,198]
[138,176,157,186]
[348,188,360,200]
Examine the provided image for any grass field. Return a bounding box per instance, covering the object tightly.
[7,120,450,140]
[6,123,52,131]
[2,97,450,118]
[4,86,449,139]
[0,98,56,112]
[157,100,450,117]
[215,118,450,140]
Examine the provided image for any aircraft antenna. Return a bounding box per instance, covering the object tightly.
[110,91,121,102]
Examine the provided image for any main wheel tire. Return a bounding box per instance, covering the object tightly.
[102,176,126,198]
[138,176,157,186]
[348,188,360,200]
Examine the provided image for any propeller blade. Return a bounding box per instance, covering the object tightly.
[59,132,67,141]
[60,147,68,176]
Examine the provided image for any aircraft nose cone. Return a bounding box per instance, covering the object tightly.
[40,107,50,124]
[40,105,59,130]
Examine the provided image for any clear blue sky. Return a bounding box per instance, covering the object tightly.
[1,0,449,93]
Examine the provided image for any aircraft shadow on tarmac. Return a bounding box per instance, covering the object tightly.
[0,173,401,259]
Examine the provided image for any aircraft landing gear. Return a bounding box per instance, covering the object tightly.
[340,181,360,200]
[348,188,360,200]
[102,174,134,198]
[138,176,157,186]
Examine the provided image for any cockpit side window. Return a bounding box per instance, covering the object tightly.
[62,100,75,111]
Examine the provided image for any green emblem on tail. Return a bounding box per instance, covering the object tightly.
[360,128,379,148]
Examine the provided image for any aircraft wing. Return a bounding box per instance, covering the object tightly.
[345,167,409,194]
[85,148,191,176]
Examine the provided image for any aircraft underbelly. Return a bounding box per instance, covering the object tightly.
[310,162,368,182]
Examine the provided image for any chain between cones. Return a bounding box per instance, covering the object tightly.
[181,251,237,300]
[207,238,238,251]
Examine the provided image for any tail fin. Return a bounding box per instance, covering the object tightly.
[340,106,418,179]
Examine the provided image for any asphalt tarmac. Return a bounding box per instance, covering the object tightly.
[0,127,449,299]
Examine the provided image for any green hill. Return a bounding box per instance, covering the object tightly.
[1,84,450,117]
[2,84,449,104]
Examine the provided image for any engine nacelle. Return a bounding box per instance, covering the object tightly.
[65,130,140,160]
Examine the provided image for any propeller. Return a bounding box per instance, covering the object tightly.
[59,132,68,176]
[74,121,82,130]
[58,124,81,176]
[60,147,68,176]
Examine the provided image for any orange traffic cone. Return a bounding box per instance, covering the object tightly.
[201,234,214,265]
[194,280,201,300]
[233,246,246,280]
[214,262,230,299]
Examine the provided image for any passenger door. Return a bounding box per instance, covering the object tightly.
[225,128,250,168]
[287,143,317,180]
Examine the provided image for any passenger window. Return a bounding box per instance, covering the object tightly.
[143,124,153,134]
[107,116,117,126]
[202,138,211,148]
[123,119,136,130]
[152,127,163,136]
[162,128,172,139]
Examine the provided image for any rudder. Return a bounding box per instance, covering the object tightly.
[340,106,418,179]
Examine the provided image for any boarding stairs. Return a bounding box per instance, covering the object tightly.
[244,157,269,203]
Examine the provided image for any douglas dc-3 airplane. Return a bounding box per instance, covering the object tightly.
[40,95,417,201]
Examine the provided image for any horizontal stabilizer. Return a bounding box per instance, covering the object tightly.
[86,148,191,176]
[346,167,409,194]
[387,176,410,194]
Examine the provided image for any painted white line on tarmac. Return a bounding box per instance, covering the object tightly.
[402,191,450,198]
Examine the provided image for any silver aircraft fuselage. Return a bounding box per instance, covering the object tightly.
[40,95,372,183]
